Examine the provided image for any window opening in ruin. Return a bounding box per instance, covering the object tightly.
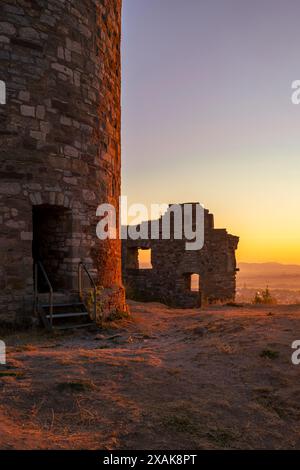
[138,249,153,270]
[190,274,200,292]
[32,205,73,292]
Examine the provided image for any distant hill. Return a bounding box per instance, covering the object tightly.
[237,262,300,289]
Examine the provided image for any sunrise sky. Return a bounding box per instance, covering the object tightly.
[121,0,300,264]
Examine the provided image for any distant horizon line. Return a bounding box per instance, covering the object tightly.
[238,261,300,267]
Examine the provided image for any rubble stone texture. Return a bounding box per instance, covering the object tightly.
[122,204,239,308]
[0,0,126,325]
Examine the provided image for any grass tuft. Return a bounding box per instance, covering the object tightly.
[56,380,94,393]
[260,349,280,360]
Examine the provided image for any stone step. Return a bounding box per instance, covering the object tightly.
[45,311,89,319]
[54,323,94,331]
[38,295,93,331]
[42,302,86,310]
[38,292,79,303]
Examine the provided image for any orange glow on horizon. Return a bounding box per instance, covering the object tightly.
[135,212,300,266]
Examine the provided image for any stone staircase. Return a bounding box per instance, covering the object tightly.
[34,261,97,332]
[39,299,93,331]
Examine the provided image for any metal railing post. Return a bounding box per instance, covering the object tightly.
[35,261,54,327]
[78,262,97,321]
[49,287,53,327]
[78,262,82,300]
[93,286,97,320]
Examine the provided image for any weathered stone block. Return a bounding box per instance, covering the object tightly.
[20,105,35,117]
[0,22,16,35]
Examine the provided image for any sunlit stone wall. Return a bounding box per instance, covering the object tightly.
[122,204,239,308]
[0,0,126,325]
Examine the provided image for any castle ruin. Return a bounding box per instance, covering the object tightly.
[0,1,239,327]
[122,203,239,308]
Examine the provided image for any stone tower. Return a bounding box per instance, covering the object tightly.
[0,0,126,325]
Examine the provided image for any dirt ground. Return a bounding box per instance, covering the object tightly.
[1,301,300,450]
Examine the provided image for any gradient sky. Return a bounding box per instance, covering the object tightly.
[121,0,300,264]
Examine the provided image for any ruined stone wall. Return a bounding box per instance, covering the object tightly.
[122,205,239,308]
[0,0,126,324]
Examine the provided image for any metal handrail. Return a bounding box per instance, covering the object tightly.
[34,261,54,326]
[78,262,97,320]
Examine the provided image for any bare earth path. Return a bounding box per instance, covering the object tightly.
[1,301,300,450]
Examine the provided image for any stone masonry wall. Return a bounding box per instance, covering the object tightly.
[0,0,126,325]
[122,204,239,308]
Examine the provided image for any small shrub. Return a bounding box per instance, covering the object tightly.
[253,288,277,305]
[107,309,130,322]
[207,428,239,448]
[162,414,198,434]
[86,286,104,321]
[260,349,279,360]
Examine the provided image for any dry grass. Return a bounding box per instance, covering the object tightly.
[1,301,300,449]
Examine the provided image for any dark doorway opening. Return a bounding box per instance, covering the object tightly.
[32,205,73,292]
[183,272,202,307]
